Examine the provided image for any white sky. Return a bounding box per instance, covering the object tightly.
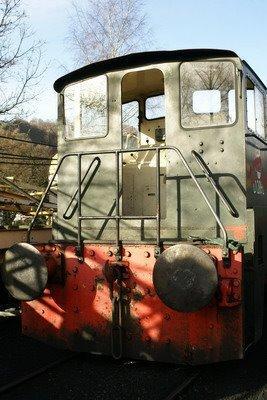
[23,0,72,121]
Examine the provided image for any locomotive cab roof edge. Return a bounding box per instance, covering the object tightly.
[54,48,252,92]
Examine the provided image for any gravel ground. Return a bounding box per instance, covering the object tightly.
[0,312,265,400]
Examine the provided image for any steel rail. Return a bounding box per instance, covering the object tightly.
[163,371,200,400]
[0,354,77,395]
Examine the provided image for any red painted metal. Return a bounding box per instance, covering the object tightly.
[21,243,244,364]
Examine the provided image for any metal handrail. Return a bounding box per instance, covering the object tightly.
[191,150,238,218]
[27,145,228,253]
[63,156,101,220]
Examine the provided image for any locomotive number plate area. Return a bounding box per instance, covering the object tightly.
[21,244,244,364]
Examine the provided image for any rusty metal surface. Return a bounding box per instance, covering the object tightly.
[22,243,244,365]
[153,243,218,312]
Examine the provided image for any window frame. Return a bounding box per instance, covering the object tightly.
[63,74,109,141]
[179,59,239,131]
[145,93,165,121]
[245,73,266,140]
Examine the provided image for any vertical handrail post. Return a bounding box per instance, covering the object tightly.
[115,151,120,253]
[77,154,82,258]
[156,148,161,248]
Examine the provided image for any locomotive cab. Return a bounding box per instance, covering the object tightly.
[2,49,266,365]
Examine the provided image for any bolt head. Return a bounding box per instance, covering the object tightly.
[233,279,240,287]
[144,251,150,258]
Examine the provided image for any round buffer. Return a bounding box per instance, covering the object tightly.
[153,243,218,312]
[2,242,48,301]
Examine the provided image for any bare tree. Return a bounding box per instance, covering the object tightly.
[68,0,152,65]
[0,0,45,119]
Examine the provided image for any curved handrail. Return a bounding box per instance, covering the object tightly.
[63,156,101,220]
[27,145,228,253]
[191,150,238,218]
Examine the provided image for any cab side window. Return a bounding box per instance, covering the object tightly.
[246,78,265,138]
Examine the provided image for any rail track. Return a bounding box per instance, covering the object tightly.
[0,315,265,400]
[163,371,200,400]
[0,354,199,399]
[0,317,201,399]
[0,354,77,395]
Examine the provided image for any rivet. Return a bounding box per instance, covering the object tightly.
[233,293,240,300]
[205,249,211,254]
[89,250,95,256]
[220,148,224,152]
[51,246,56,252]
[73,306,79,313]
[113,248,119,255]
[233,268,238,274]
[164,313,170,321]
[72,266,78,273]
[199,149,204,154]
[41,309,45,315]
[220,140,224,144]
[107,250,113,256]
[73,284,78,291]
[144,251,150,258]
[209,323,214,329]
[145,336,151,342]
[199,142,203,146]
[125,251,131,257]
[233,279,240,287]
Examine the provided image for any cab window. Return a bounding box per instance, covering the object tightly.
[180,61,236,128]
[64,75,108,139]
[246,78,265,138]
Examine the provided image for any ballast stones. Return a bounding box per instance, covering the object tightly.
[2,242,47,301]
[153,243,218,312]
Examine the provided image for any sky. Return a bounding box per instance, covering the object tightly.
[23,0,267,121]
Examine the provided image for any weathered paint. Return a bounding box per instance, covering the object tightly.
[22,243,243,364]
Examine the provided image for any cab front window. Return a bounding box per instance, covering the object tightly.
[64,74,108,139]
[180,61,236,129]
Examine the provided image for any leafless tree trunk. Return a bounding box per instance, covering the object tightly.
[68,0,152,65]
[0,0,45,119]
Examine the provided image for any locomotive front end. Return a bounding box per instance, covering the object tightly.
[2,49,266,365]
